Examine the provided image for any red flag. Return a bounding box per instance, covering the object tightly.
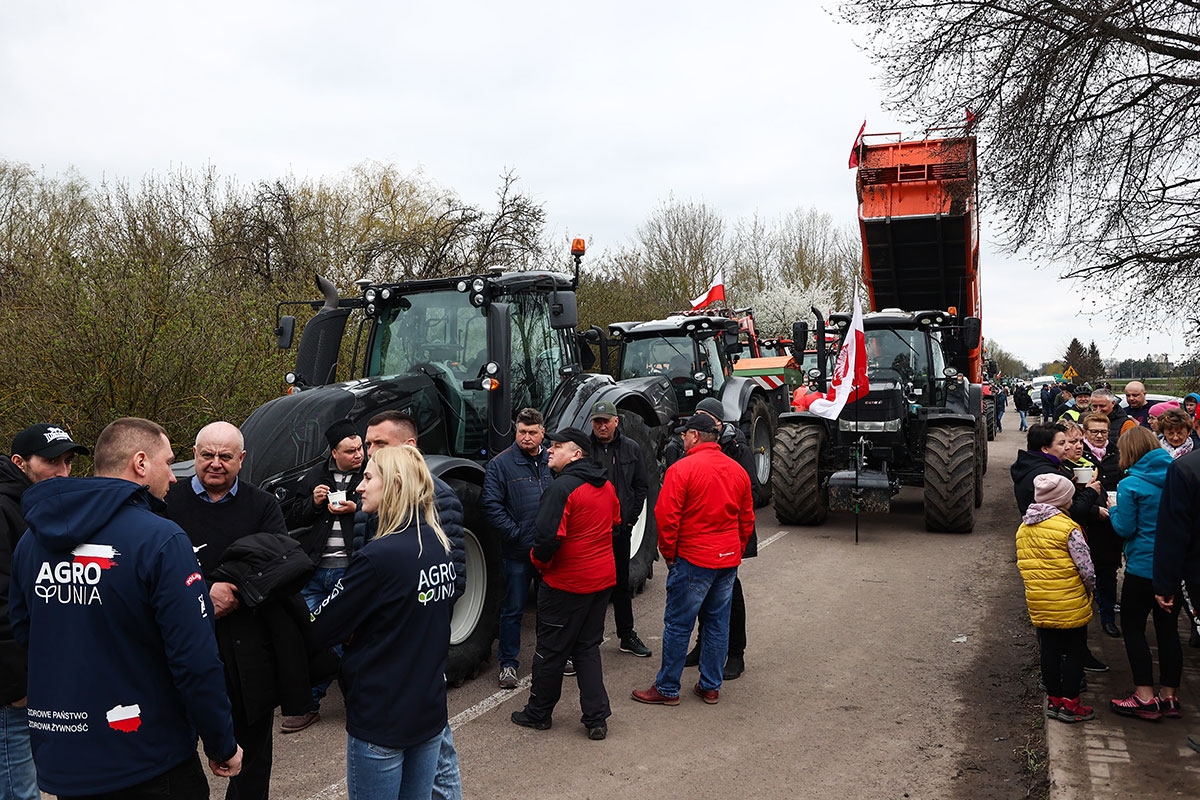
[690,269,725,309]
[847,120,867,169]
[806,291,869,419]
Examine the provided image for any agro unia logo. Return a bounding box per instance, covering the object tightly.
[33,544,119,606]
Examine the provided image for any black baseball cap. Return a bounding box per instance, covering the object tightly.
[545,427,592,456]
[12,423,89,459]
[683,415,718,433]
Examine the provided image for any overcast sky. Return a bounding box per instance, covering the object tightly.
[0,1,1186,370]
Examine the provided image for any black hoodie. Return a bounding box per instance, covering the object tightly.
[1010,449,1099,520]
[0,456,31,705]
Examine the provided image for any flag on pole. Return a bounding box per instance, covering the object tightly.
[690,269,726,309]
[847,120,867,169]
[807,290,869,420]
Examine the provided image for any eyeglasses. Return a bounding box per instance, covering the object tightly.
[1084,429,1108,436]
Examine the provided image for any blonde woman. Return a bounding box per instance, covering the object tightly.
[311,445,455,800]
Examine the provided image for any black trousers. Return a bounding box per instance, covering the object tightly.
[1121,572,1182,688]
[227,712,273,800]
[524,584,612,728]
[60,754,208,800]
[612,529,634,637]
[1036,625,1088,698]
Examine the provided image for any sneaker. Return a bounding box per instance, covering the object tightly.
[684,644,701,668]
[692,682,720,705]
[619,633,652,658]
[1110,692,1162,721]
[1083,652,1109,672]
[499,665,519,690]
[1057,696,1095,723]
[280,711,319,734]
[1046,696,1064,720]
[1159,695,1183,719]
[586,724,607,740]
[631,686,680,706]
[563,659,576,677]
[510,709,551,730]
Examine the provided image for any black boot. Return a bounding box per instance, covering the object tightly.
[684,642,701,668]
[723,653,745,680]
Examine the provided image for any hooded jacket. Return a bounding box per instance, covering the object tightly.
[0,457,31,706]
[1154,448,1200,595]
[530,459,620,594]
[656,441,754,569]
[1110,447,1173,580]
[1010,449,1099,521]
[10,477,236,796]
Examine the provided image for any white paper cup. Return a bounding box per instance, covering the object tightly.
[1072,467,1094,483]
[1107,491,1117,506]
[327,490,347,507]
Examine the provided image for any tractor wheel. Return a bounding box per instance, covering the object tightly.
[445,479,501,686]
[619,411,662,594]
[771,423,828,525]
[924,426,976,533]
[973,416,985,509]
[984,395,996,441]
[743,395,776,507]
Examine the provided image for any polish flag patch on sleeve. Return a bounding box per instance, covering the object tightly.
[106,704,141,733]
[72,544,120,569]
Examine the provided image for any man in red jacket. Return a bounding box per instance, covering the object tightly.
[632,415,754,707]
[511,428,620,740]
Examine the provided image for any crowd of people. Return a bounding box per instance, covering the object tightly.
[0,398,757,798]
[1010,381,1200,755]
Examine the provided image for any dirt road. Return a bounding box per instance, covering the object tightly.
[236,429,1044,800]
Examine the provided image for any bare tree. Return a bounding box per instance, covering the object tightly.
[838,0,1200,313]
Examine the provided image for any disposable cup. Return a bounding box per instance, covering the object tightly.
[327,490,347,508]
[1107,491,1117,506]
[1072,467,1094,483]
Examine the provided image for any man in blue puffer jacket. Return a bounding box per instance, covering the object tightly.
[482,408,552,689]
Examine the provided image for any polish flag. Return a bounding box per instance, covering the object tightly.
[806,291,869,420]
[72,543,120,569]
[848,120,867,169]
[690,269,725,309]
[106,704,142,733]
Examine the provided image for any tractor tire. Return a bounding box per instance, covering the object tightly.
[984,396,996,441]
[445,479,501,686]
[771,423,828,525]
[619,412,662,594]
[923,426,976,533]
[743,395,776,508]
[973,416,985,509]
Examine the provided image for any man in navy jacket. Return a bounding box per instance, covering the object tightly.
[482,407,552,689]
[11,418,241,798]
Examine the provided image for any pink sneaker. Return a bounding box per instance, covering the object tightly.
[1110,692,1161,721]
[1158,695,1182,719]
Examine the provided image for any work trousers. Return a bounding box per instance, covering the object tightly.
[523,584,612,728]
[60,754,207,800]
[227,712,273,800]
[612,528,634,637]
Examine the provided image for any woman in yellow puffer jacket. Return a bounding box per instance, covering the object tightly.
[1016,472,1097,724]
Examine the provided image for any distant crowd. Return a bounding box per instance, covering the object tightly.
[1009,380,1200,755]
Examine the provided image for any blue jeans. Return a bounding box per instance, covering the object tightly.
[0,705,37,800]
[655,558,737,697]
[498,558,536,669]
[347,731,441,800]
[302,566,346,710]
[431,722,461,800]
[1018,410,1028,429]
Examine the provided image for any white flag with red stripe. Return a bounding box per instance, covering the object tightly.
[807,291,869,420]
[690,269,725,309]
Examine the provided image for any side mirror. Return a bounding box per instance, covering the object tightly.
[962,316,982,349]
[550,291,579,330]
[276,316,296,349]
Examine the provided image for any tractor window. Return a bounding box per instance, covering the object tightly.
[369,290,484,378]
[508,292,570,414]
[620,335,694,379]
[864,329,929,383]
[698,335,728,394]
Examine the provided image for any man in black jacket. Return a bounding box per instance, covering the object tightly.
[287,419,364,722]
[1153,448,1200,753]
[165,421,296,800]
[0,423,89,800]
[588,401,651,658]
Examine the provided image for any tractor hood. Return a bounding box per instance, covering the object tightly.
[242,373,447,486]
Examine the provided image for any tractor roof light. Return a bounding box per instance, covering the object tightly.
[380,288,392,300]
[364,288,378,303]
[571,238,587,257]
[456,280,469,292]
[365,303,377,316]
[481,377,501,391]
[471,278,486,293]
[484,361,500,376]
